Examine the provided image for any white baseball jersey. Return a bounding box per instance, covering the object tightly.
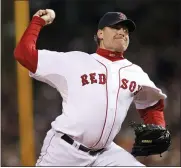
[30,50,166,150]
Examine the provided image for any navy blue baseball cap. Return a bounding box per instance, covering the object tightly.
[98,12,136,32]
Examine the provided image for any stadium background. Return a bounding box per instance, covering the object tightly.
[2,0,181,166]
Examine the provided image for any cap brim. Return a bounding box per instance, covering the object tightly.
[109,19,136,32]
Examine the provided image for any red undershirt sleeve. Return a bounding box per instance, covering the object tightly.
[14,16,46,73]
[137,99,166,127]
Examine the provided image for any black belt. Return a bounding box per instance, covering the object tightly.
[61,134,104,156]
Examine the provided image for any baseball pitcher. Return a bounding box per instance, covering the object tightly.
[14,9,171,166]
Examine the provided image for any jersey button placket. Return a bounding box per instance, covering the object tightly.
[103,66,119,146]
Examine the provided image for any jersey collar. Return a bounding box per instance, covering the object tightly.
[96,48,124,62]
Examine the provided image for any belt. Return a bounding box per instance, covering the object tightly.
[61,134,104,156]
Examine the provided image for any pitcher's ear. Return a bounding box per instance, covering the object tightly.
[97,29,103,40]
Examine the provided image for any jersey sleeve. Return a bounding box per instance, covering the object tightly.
[29,49,71,89]
[29,49,68,77]
[133,66,167,109]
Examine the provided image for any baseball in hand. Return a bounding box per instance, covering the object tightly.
[46,9,56,20]
[33,9,56,25]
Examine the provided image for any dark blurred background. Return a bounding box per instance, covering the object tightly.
[2,0,181,166]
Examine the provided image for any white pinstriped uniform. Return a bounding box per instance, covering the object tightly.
[30,50,166,166]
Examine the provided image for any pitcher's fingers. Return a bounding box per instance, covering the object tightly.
[38,10,46,16]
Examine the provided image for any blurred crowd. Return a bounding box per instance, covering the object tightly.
[2,0,181,166]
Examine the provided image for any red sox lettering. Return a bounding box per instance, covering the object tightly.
[81,73,106,86]
[120,78,142,95]
[81,74,142,95]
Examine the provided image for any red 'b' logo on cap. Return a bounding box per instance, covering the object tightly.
[119,13,126,20]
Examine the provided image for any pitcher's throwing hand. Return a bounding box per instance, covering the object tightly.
[33,9,55,25]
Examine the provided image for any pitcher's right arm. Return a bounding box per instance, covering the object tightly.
[14,9,55,73]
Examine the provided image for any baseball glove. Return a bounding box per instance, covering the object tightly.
[130,122,171,157]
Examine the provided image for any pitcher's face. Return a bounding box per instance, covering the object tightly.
[98,24,130,52]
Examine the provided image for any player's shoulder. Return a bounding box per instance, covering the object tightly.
[65,51,94,63]
[38,49,92,61]
[125,60,149,77]
[124,59,144,72]
[131,64,145,73]
[66,50,89,55]
[38,49,90,57]
[65,51,91,57]
[39,49,89,56]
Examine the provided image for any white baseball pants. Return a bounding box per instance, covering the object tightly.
[36,129,145,166]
